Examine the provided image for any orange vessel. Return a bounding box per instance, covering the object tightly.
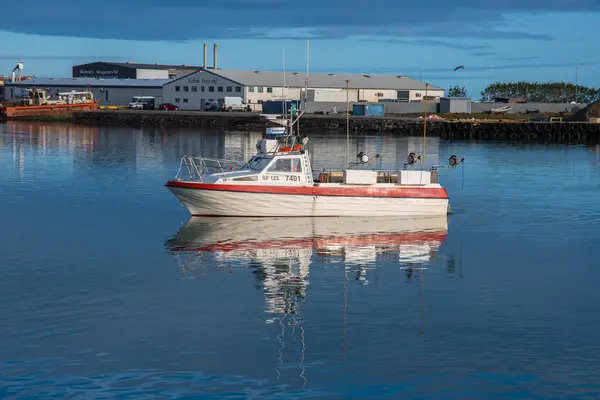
[1,89,98,119]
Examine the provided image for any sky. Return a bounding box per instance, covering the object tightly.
[0,0,598,99]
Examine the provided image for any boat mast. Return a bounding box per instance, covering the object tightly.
[422,83,428,169]
[300,39,309,138]
[282,46,288,136]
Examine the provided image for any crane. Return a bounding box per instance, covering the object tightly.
[11,61,24,82]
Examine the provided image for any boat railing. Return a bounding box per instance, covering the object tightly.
[314,168,439,184]
[175,155,246,182]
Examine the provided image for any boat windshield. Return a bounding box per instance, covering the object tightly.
[245,156,272,171]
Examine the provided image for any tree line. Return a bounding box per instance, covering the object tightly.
[448,82,600,104]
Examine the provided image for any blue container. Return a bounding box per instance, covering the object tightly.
[352,103,384,117]
[262,100,301,115]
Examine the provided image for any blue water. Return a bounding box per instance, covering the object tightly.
[2,121,600,399]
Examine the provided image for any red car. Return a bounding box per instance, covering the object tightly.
[159,103,179,111]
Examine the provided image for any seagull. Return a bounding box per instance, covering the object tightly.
[453,65,464,71]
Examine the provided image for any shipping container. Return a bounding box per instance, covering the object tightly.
[352,103,385,117]
[439,97,472,114]
[261,100,302,115]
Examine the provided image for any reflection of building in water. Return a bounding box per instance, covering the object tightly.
[222,131,262,161]
[1,122,100,179]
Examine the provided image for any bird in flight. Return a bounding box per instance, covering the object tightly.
[453,65,464,71]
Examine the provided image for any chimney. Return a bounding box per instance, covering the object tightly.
[203,42,207,69]
[213,43,218,69]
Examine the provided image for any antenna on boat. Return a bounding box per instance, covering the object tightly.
[282,45,288,135]
[422,83,428,169]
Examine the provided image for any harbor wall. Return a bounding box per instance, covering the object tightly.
[304,101,587,116]
[68,110,600,145]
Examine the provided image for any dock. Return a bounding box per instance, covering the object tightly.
[4,109,599,144]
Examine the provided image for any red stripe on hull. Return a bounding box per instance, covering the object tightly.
[175,232,447,253]
[165,181,448,199]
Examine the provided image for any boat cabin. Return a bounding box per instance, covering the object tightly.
[192,150,314,186]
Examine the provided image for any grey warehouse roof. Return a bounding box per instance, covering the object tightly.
[205,69,443,91]
[73,62,204,70]
[6,77,172,87]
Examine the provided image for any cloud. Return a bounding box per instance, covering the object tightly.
[318,62,597,76]
[1,0,598,41]
[0,55,125,60]
[497,56,549,61]
[357,38,491,51]
[470,52,498,57]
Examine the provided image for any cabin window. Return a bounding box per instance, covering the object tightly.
[175,86,180,92]
[183,86,189,92]
[217,86,223,92]
[201,86,205,92]
[175,98,180,103]
[257,87,264,93]
[268,158,302,173]
[246,156,272,171]
[183,98,189,103]
[226,86,232,92]
[192,86,197,92]
[248,87,255,92]
[235,86,242,93]
[267,87,273,93]
[209,86,215,92]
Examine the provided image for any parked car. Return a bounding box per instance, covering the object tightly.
[159,103,179,111]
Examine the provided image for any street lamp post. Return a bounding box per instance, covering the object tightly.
[575,65,579,103]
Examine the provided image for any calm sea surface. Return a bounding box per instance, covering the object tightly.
[2,121,600,399]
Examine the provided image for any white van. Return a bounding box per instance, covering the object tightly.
[205,97,248,111]
[128,96,155,109]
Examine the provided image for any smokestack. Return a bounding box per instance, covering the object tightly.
[213,43,218,69]
[203,42,207,69]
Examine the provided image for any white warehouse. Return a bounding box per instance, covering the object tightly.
[163,69,445,111]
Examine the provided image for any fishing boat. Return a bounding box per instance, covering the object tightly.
[165,125,463,217]
[0,89,98,119]
[165,44,463,217]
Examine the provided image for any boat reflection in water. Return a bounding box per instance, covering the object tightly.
[165,216,448,310]
[165,216,448,385]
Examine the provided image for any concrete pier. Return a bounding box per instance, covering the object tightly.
[65,110,600,144]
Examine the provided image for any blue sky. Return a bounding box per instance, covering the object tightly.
[0,1,598,98]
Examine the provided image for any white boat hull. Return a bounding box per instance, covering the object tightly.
[167,185,449,217]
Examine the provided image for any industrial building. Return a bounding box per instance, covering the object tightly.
[163,68,445,111]
[71,61,202,80]
[2,77,170,106]
[71,43,220,80]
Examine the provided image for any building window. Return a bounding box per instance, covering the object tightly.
[267,87,273,93]
[183,98,189,103]
[226,86,232,92]
[235,86,242,93]
[218,86,223,92]
[175,98,180,103]
[175,86,180,92]
[258,87,264,93]
[192,86,197,92]
[183,86,189,92]
[201,86,205,92]
[209,86,215,92]
[248,87,255,92]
